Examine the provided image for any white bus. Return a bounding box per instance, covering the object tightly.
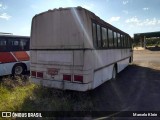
[30,7,133,91]
[0,34,30,76]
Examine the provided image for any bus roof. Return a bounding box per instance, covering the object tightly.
[33,6,130,37]
[0,34,30,38]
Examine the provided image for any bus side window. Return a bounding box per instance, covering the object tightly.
[20,39,29,51]
[124,36,127,48]
[123,35,126,48]
[0,38,7,51]
[92,23,97,48]
[129,38,132,48]
[127,37,130,48]
[117,33,121,48]
[125,36,128,48]
[102,27,108,48]
[97,24,102,48]
[25,39,29,50]
[127,37,129,48]
[121,35,124,48]
[108,29,113,48]
[8,38,20,51]
[114,32,117,48]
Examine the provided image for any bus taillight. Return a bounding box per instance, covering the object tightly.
[74,75,83,83]
[31,71,36,77]
[63,75,71,81]
[37,72,43,78]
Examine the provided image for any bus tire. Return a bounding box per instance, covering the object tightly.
[112,65,117,80]
[12,64,25,75]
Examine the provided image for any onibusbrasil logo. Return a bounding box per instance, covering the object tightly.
[1,112,42,118]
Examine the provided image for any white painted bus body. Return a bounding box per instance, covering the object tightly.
[30,7,133,91]
[0,61,30,76]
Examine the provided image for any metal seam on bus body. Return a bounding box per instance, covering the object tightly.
[0,60,29,64]
[94,56,131,72]
[31,77,92,85]
[30,48,131,50]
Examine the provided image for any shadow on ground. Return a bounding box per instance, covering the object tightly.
[91,64,160,111]
[146,46,160,51]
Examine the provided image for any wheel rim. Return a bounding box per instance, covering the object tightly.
[112,67,116,79]
[15,66,23,75]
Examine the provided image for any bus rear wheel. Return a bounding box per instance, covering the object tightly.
[112,66,117,80]
[12,64,25,75]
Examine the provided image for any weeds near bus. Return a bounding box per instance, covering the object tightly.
[0,76,35,111]
[1,75,29,89]
[0,76,93,111]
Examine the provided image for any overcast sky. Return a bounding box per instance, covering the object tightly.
[0,0,160,37]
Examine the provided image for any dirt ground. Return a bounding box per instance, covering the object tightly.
[91,48,160,119]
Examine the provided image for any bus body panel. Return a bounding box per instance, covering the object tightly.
[92,49,131,89]
[0,63,14,76]
[31,50,74,65]
[92,49,131,70]
[30,50,93,84]
[117,58,129,73]
[31,9,90,50]
[93,64,114,89]
[92,57,130,89]
[32,77,92,91]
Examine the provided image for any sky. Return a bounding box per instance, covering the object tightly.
[0,0,160,37]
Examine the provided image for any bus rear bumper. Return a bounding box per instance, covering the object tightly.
[30,77,92,92]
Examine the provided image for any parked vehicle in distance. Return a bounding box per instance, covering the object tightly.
[0,34,30,76]
[30,7,133,91]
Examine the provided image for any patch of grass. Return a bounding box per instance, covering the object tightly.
[21,86,93,111]
[0,76,35,111]
[0,76,94,112]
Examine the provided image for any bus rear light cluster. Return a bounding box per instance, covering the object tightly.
[37,72,43,78]
[63,75,71,81]
[31,71,43,78]
[31,71,36,77]
[74,75,83,83]
[63,74,83,83]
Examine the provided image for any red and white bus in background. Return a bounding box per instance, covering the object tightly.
[30,7,133,91]
[0,34,30,76]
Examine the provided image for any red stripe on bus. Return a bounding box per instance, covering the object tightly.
[0,52,17,63]
[12,51,29,61]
